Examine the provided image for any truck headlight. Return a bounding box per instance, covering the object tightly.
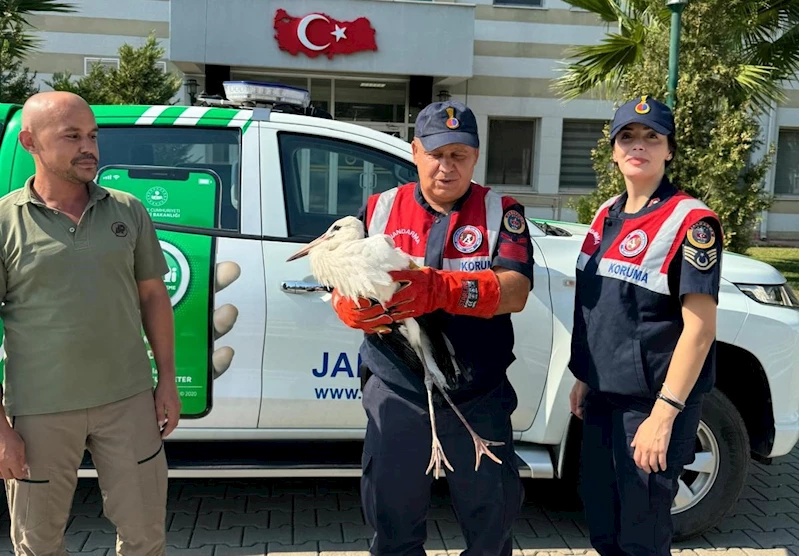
[736,283,799,308]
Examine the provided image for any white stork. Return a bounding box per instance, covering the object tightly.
[286,216,504,478]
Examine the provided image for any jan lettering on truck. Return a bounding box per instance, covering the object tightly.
[0,82,797,541]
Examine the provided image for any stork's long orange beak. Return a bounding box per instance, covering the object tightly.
[286,234,329,262]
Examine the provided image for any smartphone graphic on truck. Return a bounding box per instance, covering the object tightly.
[97,165,221,419]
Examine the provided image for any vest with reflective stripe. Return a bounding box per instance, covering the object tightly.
[366,183,505,271]
[570,191,719,401]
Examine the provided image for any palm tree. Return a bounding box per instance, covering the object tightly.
[553,0,799,111]
[1,0,75,60]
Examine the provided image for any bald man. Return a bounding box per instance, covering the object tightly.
[0,91,178,556]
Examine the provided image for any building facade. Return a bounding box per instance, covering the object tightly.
[23,0,799,239]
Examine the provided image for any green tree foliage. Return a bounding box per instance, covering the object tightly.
[0,39,37,103]
[558,0,790,252]
[47,33,182,105]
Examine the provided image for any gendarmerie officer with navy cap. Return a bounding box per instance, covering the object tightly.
[330,100,535,556]
[567,95,723,556]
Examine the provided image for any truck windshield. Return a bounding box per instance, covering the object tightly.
[97,127,241,231]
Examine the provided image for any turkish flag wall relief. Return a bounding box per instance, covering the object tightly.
[273,9,378,60]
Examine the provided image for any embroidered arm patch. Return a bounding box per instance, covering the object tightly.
[683,221,717,271]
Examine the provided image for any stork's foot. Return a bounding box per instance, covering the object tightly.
[426,431,454,480]
[470,433,505,471]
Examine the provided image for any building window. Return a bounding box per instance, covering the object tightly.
[493,0,544,7]
[486,119,536,187]
[560,120,606,189]
[155,61,167,72]
[775,129,799,195]
[84,57,119,75]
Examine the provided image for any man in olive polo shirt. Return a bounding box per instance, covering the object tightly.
[0,91,180,555]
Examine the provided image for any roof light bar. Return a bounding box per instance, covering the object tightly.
[222,81,311,108]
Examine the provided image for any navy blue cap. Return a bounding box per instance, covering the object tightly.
[414,100,479,151]
[610,95,675,140]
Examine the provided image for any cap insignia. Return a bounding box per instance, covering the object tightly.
[635,95,651,115]
[445,107,460,130]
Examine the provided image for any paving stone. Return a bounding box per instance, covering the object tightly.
[83,531,116,551]
[338,493,362,511]
[199,497,247,514]
[215,544,268,556]
[563,536,594,550]
[242,526,292,546]
[512,519,536,538]
[733,500,767,516]
[553,520,584,537]
[753,486,799,502]
[168,498,202,514]
[220,511,270,529]
[514,535,569,551]
[703,531,761,549]
[751,499,799,516]
[743,550,795,556]
[428,506,458,523]
[64,532,90,552]
[293,509,316,528]
[529,518,560,537]
[247,496,292,513]
[294,524,343,544]
[739,486,768,501]
[179,483,227,499]
[226,483,271,498]
[70,550,109,556]
[66,516,115,534]
[317,508,364,526]
[69,503,104,517]
[714,515,764,532]
[318,539,370,555]
[189,526,244,547]
[295,494,338,511]
[427,520,442,540]
[165,547,214,556]
[170,512,198,531]
[271,481,316,497]
[266,541,319,555]
[342,523,374,543]
[746,529,799,548]
[195,512,222,530]
[443,535,466,552]
[436,520,462,540]
[269,510,291,529]
[166,529,192,549]
[756,474,799,487]
[671,537,713,550]
[749,513,799,531]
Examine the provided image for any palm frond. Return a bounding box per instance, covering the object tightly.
[552,31,645,99]
[746,23,799,82]
[734,64,787,110]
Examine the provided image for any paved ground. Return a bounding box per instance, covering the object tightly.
[1,446,798,556]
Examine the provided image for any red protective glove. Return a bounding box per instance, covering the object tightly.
[385,267,501,320]
[331,289,393,334]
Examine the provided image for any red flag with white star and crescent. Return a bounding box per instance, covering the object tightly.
[273,9,378,60]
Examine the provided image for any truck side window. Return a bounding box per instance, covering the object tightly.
[278,133,419,239]
[97,127,242,231]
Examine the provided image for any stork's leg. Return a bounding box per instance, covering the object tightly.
[425,373,453,480]
[430,375,505,471]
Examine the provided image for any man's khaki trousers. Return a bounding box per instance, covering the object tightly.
[4,388,168,556]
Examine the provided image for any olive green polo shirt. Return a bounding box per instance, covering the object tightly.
[0,176,169,416]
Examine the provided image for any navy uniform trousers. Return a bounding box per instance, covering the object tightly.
[580,390,703,556]
[360,374,524,556]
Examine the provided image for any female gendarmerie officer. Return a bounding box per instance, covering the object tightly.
[568,95,723,556]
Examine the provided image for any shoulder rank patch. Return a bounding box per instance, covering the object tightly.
[683,245,718,271]
[687,221,716,249]
[503,209,526,234]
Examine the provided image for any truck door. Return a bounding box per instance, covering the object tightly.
[258,125,418,432]
[94,119,266,429]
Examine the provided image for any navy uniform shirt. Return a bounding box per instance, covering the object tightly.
[569,177,722,406]
[357,182,535,407]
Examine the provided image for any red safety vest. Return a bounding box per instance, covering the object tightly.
[577,192,718,295]
[364,182,506,270]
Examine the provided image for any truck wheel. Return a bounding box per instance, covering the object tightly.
[671,388,750,541]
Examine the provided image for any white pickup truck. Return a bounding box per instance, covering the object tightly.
[1,82,797,540]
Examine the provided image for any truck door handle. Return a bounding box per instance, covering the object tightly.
[281,281,330,294]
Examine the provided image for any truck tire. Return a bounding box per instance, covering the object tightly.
[671,388,750,541]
